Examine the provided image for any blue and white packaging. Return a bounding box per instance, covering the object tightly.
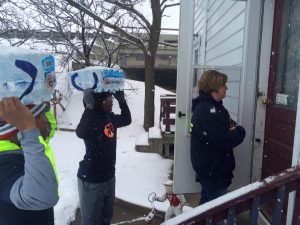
[0,47,56,104]
[68,66,124,93]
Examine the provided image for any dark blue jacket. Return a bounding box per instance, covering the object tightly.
[190,92,246,188]
[0,129,58,225]
[76,101,131,183]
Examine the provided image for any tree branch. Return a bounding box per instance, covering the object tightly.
[162,2,180,14]
[63,0,147,52]
[104,0,151,30]
[158,42,177,48]
[160,0,168,7]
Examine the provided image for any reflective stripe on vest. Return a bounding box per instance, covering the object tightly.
[0,140,21,152]
[38,136,59,184]
[189,122,193,133]
[45,110,57,144]
[0,136,58,185]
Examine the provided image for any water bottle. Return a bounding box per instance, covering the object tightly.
[0,47,56,105]
[68,66,124,93]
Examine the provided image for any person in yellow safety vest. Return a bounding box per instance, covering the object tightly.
[0,97,59,225]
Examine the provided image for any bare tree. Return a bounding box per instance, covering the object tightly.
[62,0,179,131]
[0,0,34,46]
[18,0,131,69]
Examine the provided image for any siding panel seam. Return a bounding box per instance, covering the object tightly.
[207,9,245,41]
[207,0,226,21]
[206,27,245,52]
[206,45,243,62]
[207,1,236,33]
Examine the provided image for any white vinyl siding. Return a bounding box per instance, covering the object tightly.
[205,1,246,66]
[192,0,246,122]
[193,0,206,65]
[193,0,246,66]
[194,1,205,35]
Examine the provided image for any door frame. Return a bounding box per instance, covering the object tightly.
[252,0,275,183]
[173,0,198,194]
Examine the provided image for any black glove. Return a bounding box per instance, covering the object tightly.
[83,88,95,109]
[113,91,125,103]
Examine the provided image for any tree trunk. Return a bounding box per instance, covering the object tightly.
[143,54,155,131]
[143,0,161,131]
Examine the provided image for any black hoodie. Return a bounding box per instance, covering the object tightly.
[76,101,131,183]
[190,92,245,188]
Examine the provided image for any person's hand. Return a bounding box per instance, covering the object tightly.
[113,91,125,102]
[83,88,95,110]
[0,97,36,131]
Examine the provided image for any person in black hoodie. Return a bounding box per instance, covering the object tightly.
[190,70,246,205]
[76,88,131,225]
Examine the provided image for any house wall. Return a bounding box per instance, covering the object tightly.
[174,0,264,193]
[193,0,246,121]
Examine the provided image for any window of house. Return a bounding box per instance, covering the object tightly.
[275,0,300,109]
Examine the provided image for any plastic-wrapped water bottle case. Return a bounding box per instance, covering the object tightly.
[0,47,56,105]
[68,66,125,93]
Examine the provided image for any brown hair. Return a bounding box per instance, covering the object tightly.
[198,70,228,94]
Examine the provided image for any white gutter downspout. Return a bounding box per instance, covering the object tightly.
[286,79,300,224]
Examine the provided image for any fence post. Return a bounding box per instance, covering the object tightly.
[292,188,300,225]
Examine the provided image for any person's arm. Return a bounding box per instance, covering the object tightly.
[76,108,97,139]
[192,106,245,150]
[9,129,59,210]
[113,91,132,128]
[76,88,98,139]
[0,97,58,210]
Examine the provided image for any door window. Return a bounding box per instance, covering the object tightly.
[275,0,300,109]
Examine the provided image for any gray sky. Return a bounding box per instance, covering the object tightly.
[161,4,180,29]
[140,1,180,32]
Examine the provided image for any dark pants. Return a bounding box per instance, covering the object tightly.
[200,184,228,225]
[78,177,115,225]
[199,184,227,205]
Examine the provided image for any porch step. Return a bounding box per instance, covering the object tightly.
[135,127,174,158]
[135,144,151,152]
[135,132,151,152]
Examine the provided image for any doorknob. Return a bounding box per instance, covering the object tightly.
[178,111,186,118]
[255,138,261,143]
[262,98,273,105]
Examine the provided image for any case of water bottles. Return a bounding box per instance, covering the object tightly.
[68,66,125,93]
[0,47,56,105]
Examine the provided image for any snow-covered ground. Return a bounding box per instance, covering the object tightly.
[52,75,175,225]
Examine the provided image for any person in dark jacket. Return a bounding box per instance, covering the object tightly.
[76,88,131,225]
[0,98,59,225]
[190,70,246,205]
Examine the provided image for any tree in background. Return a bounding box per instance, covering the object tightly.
[63,0,179,131]
[22,0,131,68]
[0,0,33,46]
[1,0,131,69]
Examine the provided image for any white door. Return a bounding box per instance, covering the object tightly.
[173,0,199,194]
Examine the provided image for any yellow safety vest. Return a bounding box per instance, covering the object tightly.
[0,109,58,183]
